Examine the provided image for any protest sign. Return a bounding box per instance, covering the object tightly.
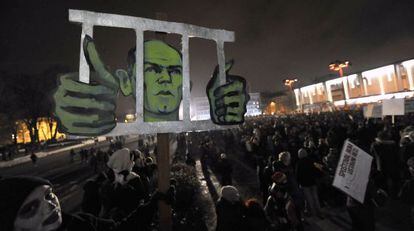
[333,140,373,203]
[382,98,405,116]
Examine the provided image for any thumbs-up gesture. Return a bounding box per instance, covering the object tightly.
[53,35,130,135]
[206,60,250,125]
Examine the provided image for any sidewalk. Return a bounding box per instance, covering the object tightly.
[195,160,220,231]
[0,135,140,168]
[0,139,97,168]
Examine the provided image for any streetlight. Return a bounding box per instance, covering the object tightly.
[283,78,298,91]
[283,78,298,113]
[329,60,351,77]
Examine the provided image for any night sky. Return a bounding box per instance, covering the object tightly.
[1,0,414,96]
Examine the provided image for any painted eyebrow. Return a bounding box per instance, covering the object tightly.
[144,62,182,69]
[167,65,182,69]
[144,61,161,66]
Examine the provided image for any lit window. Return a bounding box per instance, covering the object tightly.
[387,74,392,82]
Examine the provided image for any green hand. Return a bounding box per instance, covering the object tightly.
[206,60,250,125]
[53,35,130,136]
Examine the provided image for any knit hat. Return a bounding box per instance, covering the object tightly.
[272,171,287,184]
[278,151,291,162]
[220,185,240,203]
[0,176,51,231]
[298,148,308,159]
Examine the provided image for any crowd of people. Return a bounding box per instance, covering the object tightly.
[1,111,414,231]
[207,111,414,231]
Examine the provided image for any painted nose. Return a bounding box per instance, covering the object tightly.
[157,68,172,84]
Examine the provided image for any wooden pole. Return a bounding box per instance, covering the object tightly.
[157,133,172,231]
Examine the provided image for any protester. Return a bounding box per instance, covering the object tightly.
[295,148,323,218]
[216,153,233,186]
[244,198,272,231]
[370,131,400,197]
[185,153,196,167]
[215,185,246,231]
[265,182,303,231]
[99,147,149,219]
[69,149,76,163]
[399,157,414,229]
[30,150,38,166]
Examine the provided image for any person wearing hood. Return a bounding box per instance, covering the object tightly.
[0,176,172,231]
[90,148,149,219]
[215,185,246,231]
[370,131,400,198]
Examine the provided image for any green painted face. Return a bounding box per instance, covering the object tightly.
[143,41,182,116]
[128,41,181,122]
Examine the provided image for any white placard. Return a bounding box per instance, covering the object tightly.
[333,140,373,203]
[382,98,405,116]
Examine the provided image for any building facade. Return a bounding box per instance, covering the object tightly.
[294,59,414,111]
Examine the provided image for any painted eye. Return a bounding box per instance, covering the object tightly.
[19,200,40,218]
[169,68,182,75]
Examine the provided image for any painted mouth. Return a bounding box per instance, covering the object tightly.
[42,209,60,226]
[156,90,173,96]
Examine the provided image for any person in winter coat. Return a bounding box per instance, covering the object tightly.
[215,185,246,231]
[30,151,38,166]
[370,131,400,197]
[399,157,414,229]
[244,198,272,231]
[273,153,304,213]
[94,148,149,219]
[216,153,233,186]
[264,181,303,231]
[0,176,172,231]
[295,148,323,218]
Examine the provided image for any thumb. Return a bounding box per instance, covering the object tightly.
[211,59,235,87]
[115,69,133,96]
[83,35,118,90]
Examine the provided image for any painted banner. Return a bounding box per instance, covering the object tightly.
[382,98,405,115]
[333,140,373,203]
[52,10,249,136]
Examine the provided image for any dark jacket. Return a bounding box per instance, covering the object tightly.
[399,178,414,205]
[370,139,399,176]
[245,205,271,231]
[215,198,246,231]
[296,157,321,187]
